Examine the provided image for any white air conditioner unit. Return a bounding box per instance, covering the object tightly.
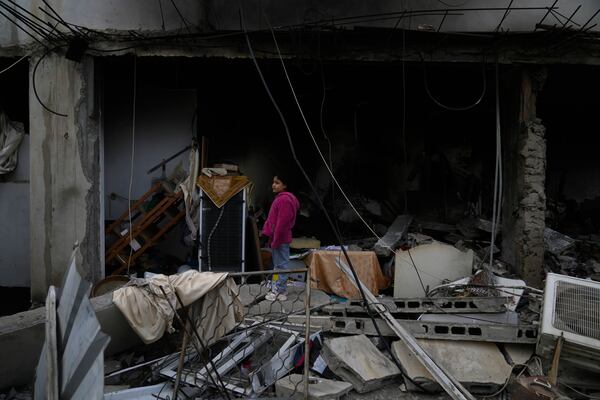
[538,273,600,372]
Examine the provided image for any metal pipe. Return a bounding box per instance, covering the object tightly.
[147,145,192,174]
[227,268,308,277]
[303,267,311,400]
[104,353,179,378]
[534,0,559,31]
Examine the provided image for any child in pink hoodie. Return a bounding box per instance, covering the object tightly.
[261,174,300,301]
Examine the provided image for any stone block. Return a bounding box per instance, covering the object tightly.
[321,334,400,393]
[392,339,512,393]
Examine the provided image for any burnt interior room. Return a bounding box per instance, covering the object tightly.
[539,64,600,239]
[100,55,505,274]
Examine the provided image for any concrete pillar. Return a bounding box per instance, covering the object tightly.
[502,67,547,288]
[29,52,102,303]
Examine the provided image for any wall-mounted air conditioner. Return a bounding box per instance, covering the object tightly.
[538,273,600,372]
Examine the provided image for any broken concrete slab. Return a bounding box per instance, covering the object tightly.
[275,374,353,399]
[394,241,473,298]
[374,215,413,257]
[392,340,512,393]
[321,334,401,393]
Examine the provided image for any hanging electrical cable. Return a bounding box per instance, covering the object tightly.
[0,54,27,76]
[256,14,437,391]
[488,59,503,269]
[262,12,435,296]
[32,49,68,118]
[126,55,137,275]
[266,16,516,331]
[423,55,487,111]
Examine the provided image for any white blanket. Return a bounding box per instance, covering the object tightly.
[113,270,243,344]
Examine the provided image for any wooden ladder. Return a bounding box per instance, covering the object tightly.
[105,182,186,275]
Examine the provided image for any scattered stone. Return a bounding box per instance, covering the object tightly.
[321,335,401,393]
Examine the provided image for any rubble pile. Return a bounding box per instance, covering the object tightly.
[6,215,600,400]
[93,216,600,399]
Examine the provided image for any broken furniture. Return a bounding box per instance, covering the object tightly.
[34,252,110,400]
[105,182,185,275]
[197,175,251,272]
[304,250,389,299]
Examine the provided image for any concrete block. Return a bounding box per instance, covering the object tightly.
[275,374,353,399]
[321,334,401,393]
[392,339,512,392]
[394,241,473,298]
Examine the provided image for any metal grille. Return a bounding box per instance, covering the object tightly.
[553,280,600,340]
[158,268,314,399]
[199,190,246,272]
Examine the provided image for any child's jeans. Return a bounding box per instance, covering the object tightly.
[272,244,290,294]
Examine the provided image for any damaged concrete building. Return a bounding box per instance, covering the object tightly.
[1,0,600,399]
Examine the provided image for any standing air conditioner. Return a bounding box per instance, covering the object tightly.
[198,188,246,273]
[537,273,600,372]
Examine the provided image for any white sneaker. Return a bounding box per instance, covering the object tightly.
[265,291,287,301]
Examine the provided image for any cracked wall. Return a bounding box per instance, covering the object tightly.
[502,68,547,288]
[29,53,101,303]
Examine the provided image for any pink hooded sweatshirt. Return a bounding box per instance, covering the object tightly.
[262,191,300,249]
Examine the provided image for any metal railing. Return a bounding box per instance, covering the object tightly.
[158,268,313,399]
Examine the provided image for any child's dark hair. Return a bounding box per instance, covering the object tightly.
[274,173,291,190]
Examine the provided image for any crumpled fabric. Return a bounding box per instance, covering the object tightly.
[304,250,389,299]
[179,147,200,242]
[0,112,25,175]
[191,277,244,348]
[197,175,251,208]
[113,270,243,344]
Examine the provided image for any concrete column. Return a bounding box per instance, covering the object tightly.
[29,52,102,303]
[502,67,547,288]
